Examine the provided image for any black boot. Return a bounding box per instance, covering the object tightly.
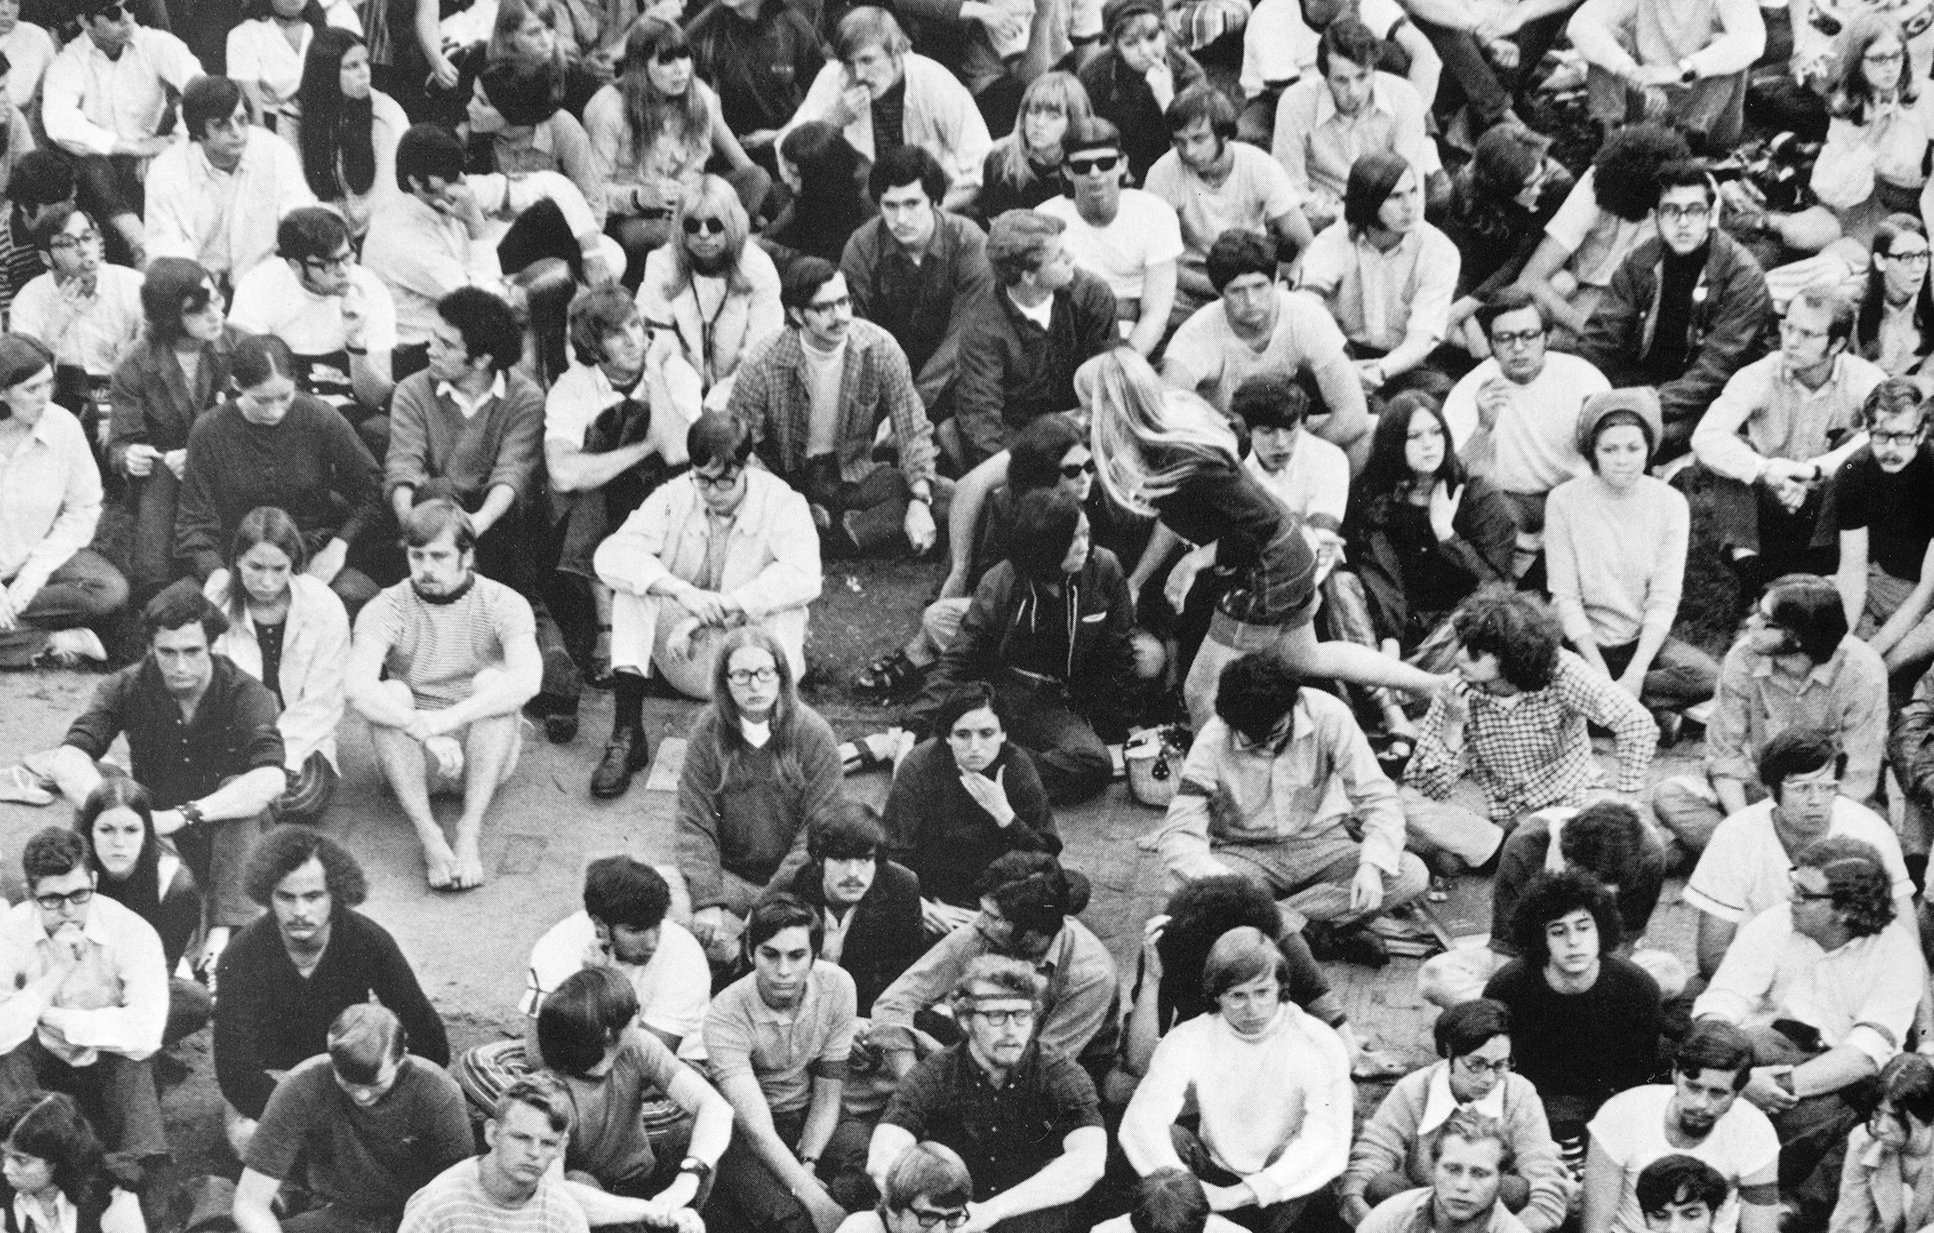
[591,672,649,798]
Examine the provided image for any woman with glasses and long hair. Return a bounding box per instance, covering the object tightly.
[1831,1052,1934,1233]
[106,258,244,604]
[0,1094,143,1233]
[171,335,386,611]
[1089,349,1452,730]
[73,777,212,1043]
[293,28,407,239]
[670,624,842,963]
[590,411,820,796]
[1856,213,1934,374]
[586,19,764,278]
[203,506,353,822]
[227,0,356,134]
[974,70,1092,221]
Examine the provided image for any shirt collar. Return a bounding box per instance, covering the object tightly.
[1749,642,1845,688]
[1777,352,1847,390]
[1418,1059,1507,1135]
[437,370,508,411]
[1352,227,1419,260]
[14,1190,75,1233]
[1315,75,1392,128]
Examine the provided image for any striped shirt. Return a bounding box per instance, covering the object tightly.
[353,576,535,710]
[399,1159,588,1233]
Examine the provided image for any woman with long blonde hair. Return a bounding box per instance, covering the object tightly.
[672,625,842,963]
[1090,348,1450,726]
[975,70,1092,220]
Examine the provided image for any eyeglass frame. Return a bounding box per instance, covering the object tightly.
[692,465,744,492]
[1066,154,1121,176]
[32,887,94,912]
[726,666,779,686]
[1489,327,1546,347]
[1657,202,1710,223]
[683,216,727,236]
[301,249,356,273]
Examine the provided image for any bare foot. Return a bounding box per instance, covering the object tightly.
[452,838,485,890]
[423,835,459,890]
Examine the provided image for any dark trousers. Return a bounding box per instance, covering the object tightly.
[0,1034,166,1157]
[796,458,919,557]
[996,677,1113,806]
[0,549,128,667]
[1706,470,1836,577]
[1745,1025,1880,1194]
[1415,9,1572,126]
[706,1106,872,1233]
[165,976,212,1047]
[173,804,269,929]
[128,471,183,604]
[1597,637,1721,711]
[1168,1125,1307,1233]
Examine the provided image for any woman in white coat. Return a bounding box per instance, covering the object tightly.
[202,505,352,823]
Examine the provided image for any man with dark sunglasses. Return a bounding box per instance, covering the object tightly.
[1036,117,1182,360]
[40,0,202,267]
[866,956,1105,1233]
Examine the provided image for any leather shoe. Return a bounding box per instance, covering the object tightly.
[590,728,650,799]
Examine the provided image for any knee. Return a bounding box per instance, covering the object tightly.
[368,679,416,716]
[1386,853,1431,907]
[87,563,130,618]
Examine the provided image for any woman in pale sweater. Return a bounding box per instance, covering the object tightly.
[1544,387,1718,712]
[1119,927,1353,1229]
[1340,998,1571,1232]
[203,506,353,823]
[673,625,843,964]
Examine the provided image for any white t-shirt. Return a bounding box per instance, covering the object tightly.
[1545,168,1655,290]
[229,260,399,410]
[1239,0,1410,95]
[0,23,55,110]
[1244,431,1350,527]
[1037,189,1184,302]
[1683,796,1913,923]
[522,910,712,1060]
[1587,1084,1780,1233]
[1145,143,1302,271]
[1164,288,1348,413]
[1441,352,1611,495]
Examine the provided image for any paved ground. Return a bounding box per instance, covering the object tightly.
[0,585,1712,1217]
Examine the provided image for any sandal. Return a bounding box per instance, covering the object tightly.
[840,733,896,775]
[0,765,54,806]
[854,649,922,699]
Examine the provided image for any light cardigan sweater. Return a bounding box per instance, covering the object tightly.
[1341,1061,1573,1233]
[1120,1003,1352,1208]
[1828,1123,1934,1233]
[1543,472,1688,650]
[784,54,993,198]
[203,571,352,772]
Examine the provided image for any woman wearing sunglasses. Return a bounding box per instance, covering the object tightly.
[586,19,765,280]
[634,173,782,427]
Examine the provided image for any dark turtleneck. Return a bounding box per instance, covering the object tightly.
[1646,237,1710,382]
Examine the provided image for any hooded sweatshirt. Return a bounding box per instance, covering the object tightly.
[1544,388,1690,648]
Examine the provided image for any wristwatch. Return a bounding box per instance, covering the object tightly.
[1678,58,1698,83]
[179,801,205,828]
[678,1157,714,1183]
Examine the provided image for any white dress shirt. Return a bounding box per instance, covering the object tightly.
[42,25,201,156]
[0,895,167,1065]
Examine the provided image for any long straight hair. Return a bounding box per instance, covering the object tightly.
[995,71,1091,191]
[299,27,377,200]
[618,19,708,174]
[220,506,309,624]
[74,777,164,925]
[1859,214,1934,363]
[705,625,807,795]
[1089,348,1241,518]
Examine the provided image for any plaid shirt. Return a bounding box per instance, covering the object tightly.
[1408,651,1657,821]
[728,319,937,490]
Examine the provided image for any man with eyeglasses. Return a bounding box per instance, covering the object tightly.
[231,207,399,424]
[1577,161,1772,463]
[11,204,143,420]
[1823,379,1934,678]
[143,75,313,288]
[837,1142,975,1233]
[40,0,203,267]
[1036,117,1181,359]
[1691,835,1922,1202]
[1693,281,1884,592]
[592,410,819,790]
[1683,727,1912,981]
[1582,1023,1778,1233]
[869,956,1105,1233]
[728,257,942,559]
[1442,290,1611,556]
[1344,1000,1571,1231]
[0,826,168,1162]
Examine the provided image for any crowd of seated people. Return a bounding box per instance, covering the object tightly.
[6,0,1934,1230]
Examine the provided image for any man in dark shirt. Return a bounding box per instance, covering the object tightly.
[865,956,1106,1233]
[952,211,1117,468]
[36,585,287,974]
[214,827,450,1160]
[685,0,823,160]
[841,145,993,431]
[770,802,923,1016]
[1826,379,1934,679]
[233,1004,474,1233]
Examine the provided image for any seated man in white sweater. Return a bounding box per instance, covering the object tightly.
[1120,926,1353,1233]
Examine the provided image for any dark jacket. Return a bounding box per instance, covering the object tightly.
[1345,473,1519,648]
[882,739,1059,908]
[1576,228,1773,429]
[107,326,247,476]
[906,546,1137,740]
[953,270,1117,467]
[685,0,824,134]
[774,859,923,1015]
[1078,47,1206,183]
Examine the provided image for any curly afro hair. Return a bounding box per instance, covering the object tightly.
[1510,869,1623,963]
[1592,123,1693,222]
